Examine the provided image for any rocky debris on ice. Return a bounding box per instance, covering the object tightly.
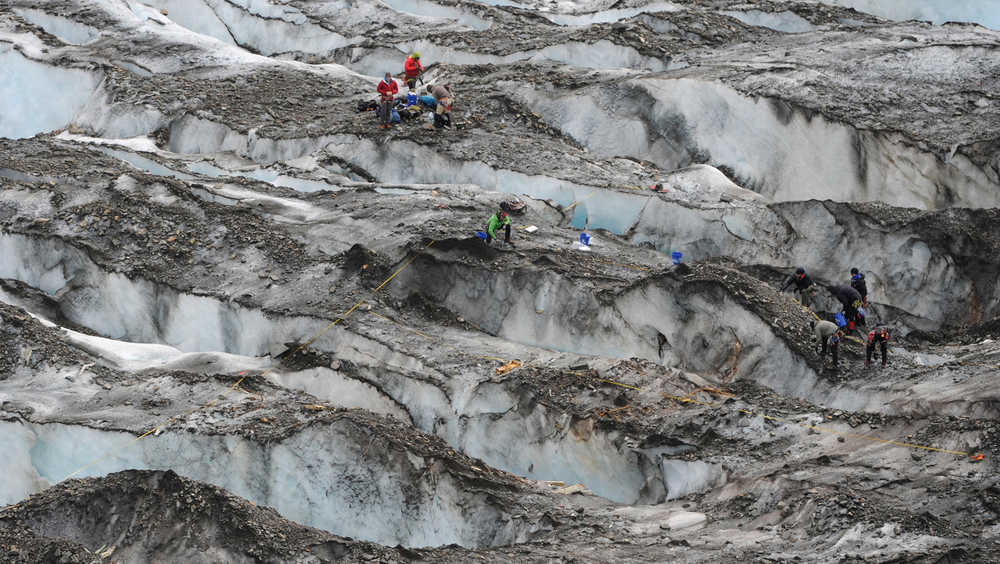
[3,0,1000,561]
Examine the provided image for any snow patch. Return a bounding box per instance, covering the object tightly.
[143,0,352,55]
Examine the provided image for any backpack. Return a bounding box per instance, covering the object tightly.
[500,199,527,215]
[834,312,847,328]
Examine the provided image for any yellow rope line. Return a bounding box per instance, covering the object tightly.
[563,192,596,212]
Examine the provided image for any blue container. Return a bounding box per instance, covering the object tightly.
[671,251,683,265]
[407,91,417,106]
[475,231,487,240]
[834,312,847,327]
[579,232,591,246]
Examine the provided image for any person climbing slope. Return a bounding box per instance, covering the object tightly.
[826,283,863,331]
[376,72,398,130]
[850,267,868,307]
[866,326,890,369]
[403,52,424,90]
[828,329,842,369]
[485,210,512,246]
[781,267,816,309]
[810,320,839,367]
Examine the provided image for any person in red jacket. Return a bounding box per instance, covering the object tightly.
[376,72,398,129]
[403,52,424,90]
[866,327,889,369]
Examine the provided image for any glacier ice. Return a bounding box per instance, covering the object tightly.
[0,233,332,356]
[13,8,101,45]
[0,48,101,140]
[516,78,1000,209]
[380,0,491,30]
[343,39,671,75]
[0,421,527,548]
[660,459,724,500]
[142,0,353,55]
[721,9,817,33]
[540,2,682,26]
[821,0,1000,30]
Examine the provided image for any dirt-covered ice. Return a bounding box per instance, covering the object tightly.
[1,0,999,561]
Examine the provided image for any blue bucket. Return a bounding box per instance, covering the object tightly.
[579,232,591,246]
[671,251,683,265]
[834,312,847,328]
[475,231,487,240]
[407,91,417,106]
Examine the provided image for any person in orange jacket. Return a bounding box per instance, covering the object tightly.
[376,72,398,129]
[403,52,424,90]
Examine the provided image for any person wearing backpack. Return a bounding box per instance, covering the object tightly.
[377,72,398,130]
[826,284,863,331]
[430,83,454,129]
[403,52,424,90]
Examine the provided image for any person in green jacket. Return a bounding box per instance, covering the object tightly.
[485,210,512,246]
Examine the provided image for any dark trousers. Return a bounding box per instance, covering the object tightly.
[820,339,838,366]
[867,341,887,366]
[434,110,451,129]
[486,224,510,244]
[378,100,392,126]
[797,287,815,309]
[843,306,858,330]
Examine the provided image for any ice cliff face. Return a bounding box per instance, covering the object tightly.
[2,0,1000,562]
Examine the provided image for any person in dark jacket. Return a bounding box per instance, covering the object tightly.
[781,267,816,308]
[827,284,863,331]
[866,327,889,368]
[376,72,398,129]
[850,268,868,307]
